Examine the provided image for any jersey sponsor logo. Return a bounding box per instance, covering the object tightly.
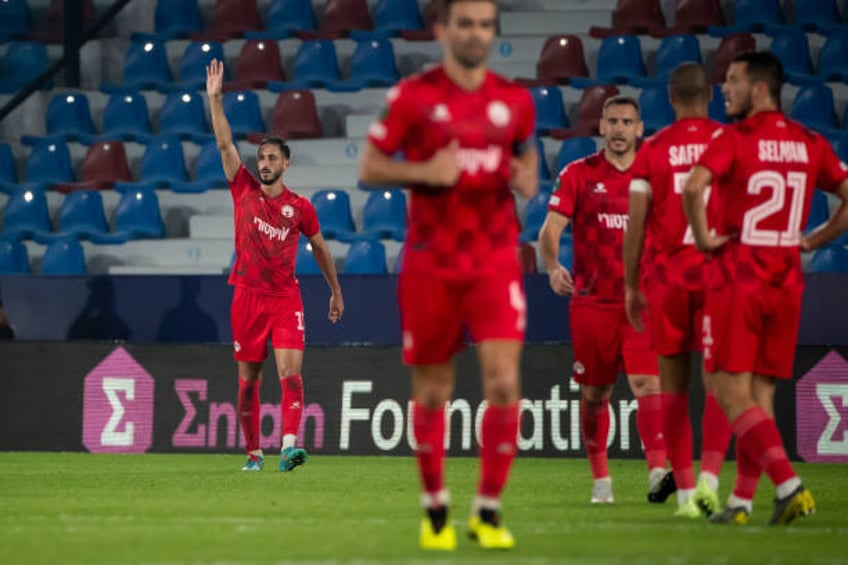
[253,216,291,242]
[487,100,510,127]
[456,145,503,174]
[430,103,451,122]
[668,143,707,167]
[758,140,809,164]
[597,213,628,230]
[282,204,294,218]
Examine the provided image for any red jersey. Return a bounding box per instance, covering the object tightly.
[698,110,848,287]
[549,151,633,304]
[366,66,536,278]
[227,165,320,297]
[630,117,722,290]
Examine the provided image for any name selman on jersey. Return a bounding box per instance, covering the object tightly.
[366,65,536,278]
[548,151,634,304]
[630,117,722,290]
[227,165,320,296]
[697,110,848,288]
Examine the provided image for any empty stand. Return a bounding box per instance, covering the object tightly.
[40,238,87,274]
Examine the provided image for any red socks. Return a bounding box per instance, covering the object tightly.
[733,406,796,489]
[637,393,667,471]
[281,374,304,439]
[581,397,610,479]
[413,401,447,496]
[237,378,260,453]
[478,402,519,498]
[700,392,732,477]
[660,392,695,490]
[732,436,762,502]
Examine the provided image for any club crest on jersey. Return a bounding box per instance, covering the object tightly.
[282,204,294,218]
[487,101,510,127]
[234,341,241,352]
[430,104,451,122]
[573,361,585,375]
[593,182,606,193]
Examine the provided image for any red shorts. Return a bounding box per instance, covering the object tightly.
[646,284,704,356]
[230,285,305,363]
[570,299,658,386]
[398,268,526,365]
[703,283,802,379]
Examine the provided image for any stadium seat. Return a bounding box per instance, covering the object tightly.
[0,240,30,274]
[203,0,262,40]
[555,137,597,172]
[56,141,133,193]
[768,29,819,85]
[711,34,756,83]
[817,32,848,83]
[520,242,538,273]
[639,86,675,135]
[559,233,574,271]
[372,0,423,35]
[0,42,50,93]
[344,39,400,89]
[289,40,343,88]
[708,84,728,123]
[264,90,323,140]
[91,188,165,243]
[223,91,265,139]
[792,0,841,32]
[28,0,96,43]
[24,141,75,187]
[531,87,569,134]
[344,239,387,274]
[632,34,701,86]
[807,245,848,272]
[0,0,32,42]
[295,236,322,275]
[153,0,203,38]
[171,42,227,91]
[520,190,552,243]
[45,93,96,141]
[0,143,18,190]
[573,35,646,87]
[116,137,188,190]
[311,189,355,240]
[556,85,621,139]
[101,91,152,140]
[708,0,783,34]
[260,0,317,37]
[534,35,589,85]
[157,92,210,141]
[391,244,404,273]
[228,40,285,90]
[52,190,110,240]
[830,137,848,163]
[790,85,839,135]
[172,141,229,193]
[318,0,373,39]
[360,189,407,241]
[590,0,666,38]
[806,189,830,232]
[400,0,437,40]
[668,0,725,34]
[113,40,173,91]
[41,238,87,275]
[1,186,51,240]
[536,137,551,181]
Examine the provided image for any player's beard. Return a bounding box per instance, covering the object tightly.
[259,169,282,185]
[726,91,753,121]
[451,38,490,69]
[606,137,633,157]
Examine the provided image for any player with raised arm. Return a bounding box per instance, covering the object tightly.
[359,0,537,551]
[206,59,344,473]
[539,96,667,506]
[623,63,733,518]
[683,51,848,525]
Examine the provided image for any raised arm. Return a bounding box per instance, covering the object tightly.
[206,59,241,182]
[307,232,344,323]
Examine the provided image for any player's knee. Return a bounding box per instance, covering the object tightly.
[484,375,520,405]
[277,366,301,379]
[415,386,451,408]
[581,385,611,403]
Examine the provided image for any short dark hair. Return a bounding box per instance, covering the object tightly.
[731,51,784,103]
[258,136,291,160]
[669,62,710,105]
[603,95,640,115]
[436,0,497,23]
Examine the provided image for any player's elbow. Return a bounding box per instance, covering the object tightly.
[358,159,378,185]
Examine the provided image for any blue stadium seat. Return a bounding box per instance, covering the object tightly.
[295,236,322,275]
[102,91,152,140]
[790,85,839,135]
[157,92,210,141]
[171,42,227,91]
[172,142,228,193]
[361,189,407,241]
[573,35,646,87]
[54,191,109,240]
[559,233,574,271]
[263,0,317,36]
[91,188,165,243]
[817,32,848,83]
[343,39,399,89]
[1,186,51,240]
[708,0,783,34]
[45,92,96,141]
[0,240,30,274]
[0,143,17,190]
[807,245,848,272]
[768,29,819,85]
[311,189,355,240]
[520,190,552,243]
[40,238,87,275]
[792,0,841,32]
[536,137,551,180]
[114,40,173,91]
[830,137,848,163]
[116,137,188,190]
[555,137,596,173]
[632,34,701,87]
[0,42,50,94]
[639,85,675,135]
[222,91,264,138]
[24,141,74,187]
[531,87,569,134]
[153,0,203,38]
[292,40,342,88]
[806,189,830,232]
[344,239,387,274]
[708,84,728,123]
[0,0,32,41]
[371,0,423,35]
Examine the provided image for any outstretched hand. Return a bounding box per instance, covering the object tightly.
[206,58,224,98]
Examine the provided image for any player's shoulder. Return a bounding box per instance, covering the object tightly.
[486,70,531,97]
[782,116,825,144]
[392,66,444,96]
[557,151,600,179]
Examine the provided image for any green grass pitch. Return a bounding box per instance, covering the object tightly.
[1,453,846,564]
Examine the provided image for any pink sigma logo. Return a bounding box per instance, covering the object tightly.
[82,347,155,453]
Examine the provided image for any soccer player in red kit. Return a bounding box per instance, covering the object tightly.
[539,96,667,505]
[623,63,733,518]
[358,0,537,551]
[683,51,848,525]
[206,59,344,473]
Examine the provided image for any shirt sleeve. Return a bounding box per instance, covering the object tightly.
[514,87,537,155]
[229,164,258,202]
[299,198,320,238]
[629,142,653,196]
[548,164,578,218]
[367,83,415,156]
[815,136,848,193]
[697,126,735,181]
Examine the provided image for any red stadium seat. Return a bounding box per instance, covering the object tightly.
[669,0,725,34]
[711,33,756,84]
[55,141,133,194]
[535,35,589,85]
[28,0,96,43]
[227,40,285,90]
[401,0,437,41]
[552,85,621,139]
[201,0,262,40]
[248,90,322,141]
[520,242,538,274]
[590,0,666,38]
[319,0,373,38]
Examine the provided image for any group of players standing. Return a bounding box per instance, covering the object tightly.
[204,0,848,551]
